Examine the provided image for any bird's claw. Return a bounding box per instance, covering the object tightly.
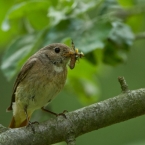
[26,121,39,133]
[57,110,68,119]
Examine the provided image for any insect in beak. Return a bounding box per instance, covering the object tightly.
[69,40,84,69]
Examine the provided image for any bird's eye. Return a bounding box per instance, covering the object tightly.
[54,47,60,53]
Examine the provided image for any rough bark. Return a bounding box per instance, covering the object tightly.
[0,86,145,145]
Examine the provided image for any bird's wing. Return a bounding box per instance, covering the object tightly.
[7,59,36,111]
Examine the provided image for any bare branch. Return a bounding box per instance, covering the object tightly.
[135,32,145,40]
[0,88,145,145]
[114,5,145,20]
[118,76,129,92]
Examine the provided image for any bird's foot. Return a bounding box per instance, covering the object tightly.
[56,110,68,119]
[26,121,39,133]
[41,107,68,119]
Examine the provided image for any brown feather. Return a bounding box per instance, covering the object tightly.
[7,60,36,111]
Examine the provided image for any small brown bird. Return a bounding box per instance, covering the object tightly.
[7,43,83,128]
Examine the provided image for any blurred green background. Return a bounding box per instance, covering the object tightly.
[0,0,145,145]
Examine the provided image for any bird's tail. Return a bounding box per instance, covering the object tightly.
[9,116,30,128]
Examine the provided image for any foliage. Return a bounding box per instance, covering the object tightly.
[0,0,145,105]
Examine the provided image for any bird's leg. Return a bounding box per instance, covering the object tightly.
[24,106,39,133]
[41,107,68,119]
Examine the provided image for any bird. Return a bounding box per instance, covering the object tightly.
[6,43,83,128]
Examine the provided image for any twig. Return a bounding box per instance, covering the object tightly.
[118,76,129,92]
[135,32,145,40]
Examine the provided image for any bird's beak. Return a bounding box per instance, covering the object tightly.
[64,49,75,57]
[64,48,84,69]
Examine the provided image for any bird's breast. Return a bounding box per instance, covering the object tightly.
[15,64,67,112]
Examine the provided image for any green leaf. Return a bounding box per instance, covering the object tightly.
[70,1,102,17]
[102,21,135,66]
[72,21,112,55]
[27,11,50,30]
[44,19,112,54]
[62,37,72,46]
[1,30,46,80]
[118,0,134,6]
[108,21,135,46]
[1,0,50,31]
[48,1,101,26]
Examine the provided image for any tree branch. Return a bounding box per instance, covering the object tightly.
[0,88,145,144]
[118,76,129,92]
[135,32,145,40]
